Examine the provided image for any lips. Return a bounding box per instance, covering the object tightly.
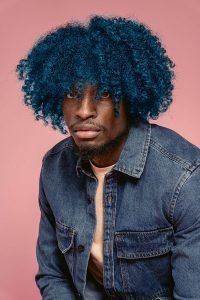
[72,124,101,139]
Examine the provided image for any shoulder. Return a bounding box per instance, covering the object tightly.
[150,123,200,169]
[148,124,200,225]
[40,135,78,183]
[42,135,74,163]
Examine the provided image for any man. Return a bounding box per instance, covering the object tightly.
[16,16,200,299]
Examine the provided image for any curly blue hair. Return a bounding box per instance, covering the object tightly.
[16,15,175,134]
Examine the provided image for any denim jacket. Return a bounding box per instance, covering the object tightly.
[35,121,200,300]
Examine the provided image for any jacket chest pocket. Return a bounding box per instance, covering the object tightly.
[55,222,75,275]
[115,227,174,299]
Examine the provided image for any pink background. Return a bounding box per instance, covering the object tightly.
[1,0,200,299]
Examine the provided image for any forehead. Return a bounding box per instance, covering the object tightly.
[71,83,97,92]
[68,83,111,99]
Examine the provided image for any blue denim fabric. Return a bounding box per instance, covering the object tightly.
[35,121,200,300]
[84,272,109,299]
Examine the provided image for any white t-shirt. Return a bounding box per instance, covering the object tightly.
[88,160,115,284]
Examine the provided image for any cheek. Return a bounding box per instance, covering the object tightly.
[62,111,70,124]
[96,103,115,121]
[62,105,75,124]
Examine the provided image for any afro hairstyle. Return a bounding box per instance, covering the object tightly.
[16,15,175,134]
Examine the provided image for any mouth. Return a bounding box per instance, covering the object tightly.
[72,125,101,140]
[72,125,101,139]
[73,130,101,139]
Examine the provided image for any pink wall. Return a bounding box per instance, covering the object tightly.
[1,0,200,299]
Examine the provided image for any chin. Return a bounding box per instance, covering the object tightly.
[75,137,105,149]
[78,142,104,152]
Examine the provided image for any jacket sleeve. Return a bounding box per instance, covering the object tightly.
[171,165,200,299]
[35,164,78,300]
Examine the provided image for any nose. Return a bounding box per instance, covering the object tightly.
[75,91,97,120]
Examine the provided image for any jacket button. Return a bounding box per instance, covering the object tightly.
[78,245,85,252]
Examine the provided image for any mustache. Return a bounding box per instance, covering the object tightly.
[69,121,104,131]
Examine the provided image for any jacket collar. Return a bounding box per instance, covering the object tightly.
[113,121,151,178]
[76,121,151,179]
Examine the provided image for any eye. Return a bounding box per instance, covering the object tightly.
[101,91,111,99]
[64,90,78,99]
[66,92,74,99]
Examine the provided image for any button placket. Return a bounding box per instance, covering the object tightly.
[103,172,118,294]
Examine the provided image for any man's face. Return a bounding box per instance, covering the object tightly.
[62,85,130,158]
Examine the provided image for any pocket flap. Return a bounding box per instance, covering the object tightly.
[115,227,174,259]
[56,222,75,254]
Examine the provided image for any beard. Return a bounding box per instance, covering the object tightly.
[72,128,129,161]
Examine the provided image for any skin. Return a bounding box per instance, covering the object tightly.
[62,85,131,167]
